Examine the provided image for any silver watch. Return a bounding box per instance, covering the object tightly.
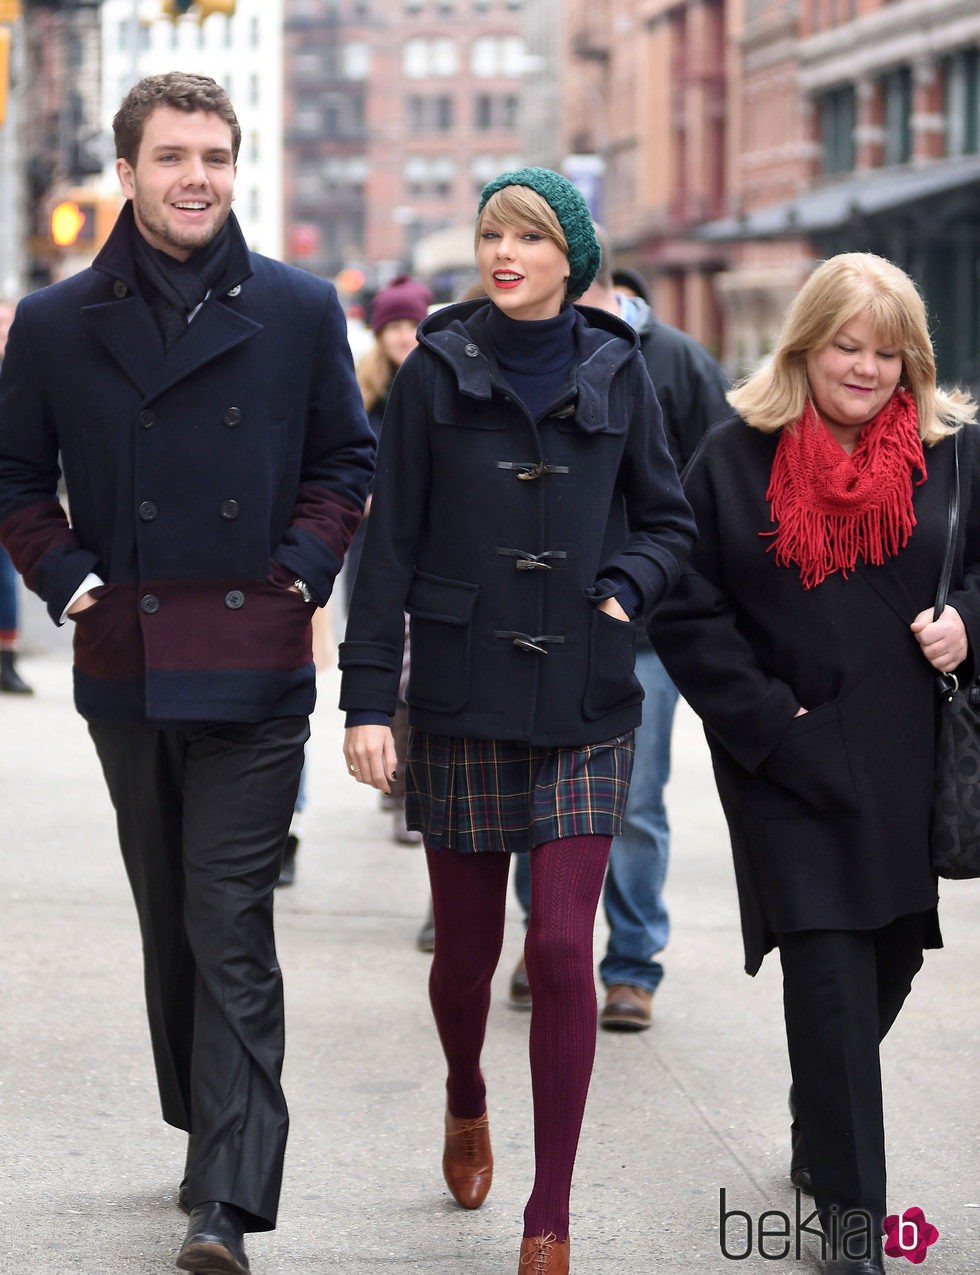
[292,578,314,603]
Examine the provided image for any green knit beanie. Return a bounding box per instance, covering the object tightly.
[477,167,601,302]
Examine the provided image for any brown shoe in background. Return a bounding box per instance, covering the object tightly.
[518,1232,570,1273]
[442,1109,493,1209]
[508,952,531,1010]
[600,983,653,1032]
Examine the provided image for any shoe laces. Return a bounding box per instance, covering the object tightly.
[457,1113,489,1161]
[520,1232,558,1271]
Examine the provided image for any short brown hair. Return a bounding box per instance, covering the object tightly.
[113,72,241,165]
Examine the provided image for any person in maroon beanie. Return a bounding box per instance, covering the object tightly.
[338,167,694,1274]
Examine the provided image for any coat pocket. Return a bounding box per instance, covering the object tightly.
[582,605,642,721]
[405,571,479,713]
[755,701,860,820]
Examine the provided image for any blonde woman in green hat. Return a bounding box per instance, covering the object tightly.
[339,168,695,1273]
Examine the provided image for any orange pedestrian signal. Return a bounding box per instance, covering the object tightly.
[51,200,88,247]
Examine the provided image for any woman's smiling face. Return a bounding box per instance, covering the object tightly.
[805,312,903,450]
[477,214,570,322]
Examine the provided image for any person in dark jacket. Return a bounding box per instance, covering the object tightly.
[649,252,977,1275]
[0,73,374,1274]
[527,229,729,1031]
[339,168,695,1274]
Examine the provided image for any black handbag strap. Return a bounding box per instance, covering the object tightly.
[934,429,962,621]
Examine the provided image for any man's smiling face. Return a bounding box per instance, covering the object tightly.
[116,104,236,260]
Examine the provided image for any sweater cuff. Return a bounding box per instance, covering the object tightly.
[345,710,391,729]
[602,570,643,619]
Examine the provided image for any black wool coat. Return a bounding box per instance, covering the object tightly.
[339,299,696,746]
[0,208,375,723]
[649,415,980,973]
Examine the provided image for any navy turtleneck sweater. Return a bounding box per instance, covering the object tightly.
[486,304,577,421]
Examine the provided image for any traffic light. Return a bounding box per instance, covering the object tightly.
[51,199,87,248]
[49,190,119,252]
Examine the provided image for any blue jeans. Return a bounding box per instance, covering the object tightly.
[0,547,19,636]
[511,644,678,994]
[599,643,678,993]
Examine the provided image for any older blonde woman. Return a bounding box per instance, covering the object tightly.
[651,252,977,1275]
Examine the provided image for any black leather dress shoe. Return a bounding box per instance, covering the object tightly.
[175,1202,250,1274]
[789,1087,813,1195]
[825,1258,884,1274]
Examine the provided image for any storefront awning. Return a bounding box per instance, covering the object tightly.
[697,156,980,242]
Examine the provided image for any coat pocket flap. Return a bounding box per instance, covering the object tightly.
[406,571,479,624]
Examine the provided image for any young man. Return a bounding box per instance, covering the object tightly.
[0,73,374,1273]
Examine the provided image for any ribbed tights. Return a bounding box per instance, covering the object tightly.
[425,834,611,1242]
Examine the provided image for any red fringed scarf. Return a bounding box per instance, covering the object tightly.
[764,390,927,589]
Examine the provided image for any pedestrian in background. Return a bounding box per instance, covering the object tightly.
[339,167,695,1274]
[350,274,433,851]
[509,227,730,1026]
[0,297,33,696]
[650,252,977,1275]
[0,72,374,1274]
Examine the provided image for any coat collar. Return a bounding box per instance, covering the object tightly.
[83,203,260,402]
[417,299,641,433]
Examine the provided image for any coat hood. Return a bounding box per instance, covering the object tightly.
[415,298,642,434]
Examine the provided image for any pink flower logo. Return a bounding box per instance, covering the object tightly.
[883,1207,940,1263]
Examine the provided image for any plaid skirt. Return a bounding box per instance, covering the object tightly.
[405,730,635,854]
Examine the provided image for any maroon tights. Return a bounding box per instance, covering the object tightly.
[425,834,612,1241]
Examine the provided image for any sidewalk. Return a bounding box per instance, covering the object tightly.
[1,646,977,1274]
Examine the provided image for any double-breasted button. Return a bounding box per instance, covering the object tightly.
[140,594,160,614]
[138,500,158,521]
[223,406,242,427]
[224,590,245,610]
[227,284,242,297]
[219,499,240,520]
[464,343,479,358]
[137,409,155,430]
[113,280,128,298]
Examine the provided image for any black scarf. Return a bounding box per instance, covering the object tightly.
[132,218,242,351]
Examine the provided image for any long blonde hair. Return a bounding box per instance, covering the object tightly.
[728,252,975,444]
[355,341,397,414]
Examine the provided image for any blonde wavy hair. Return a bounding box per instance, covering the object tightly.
[355,341,398,414]
[475,186,568,255]
[728,252,975,445]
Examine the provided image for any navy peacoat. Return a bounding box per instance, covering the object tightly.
[0,207,375,723]
[649,415,980,973]
[338,299,696,746]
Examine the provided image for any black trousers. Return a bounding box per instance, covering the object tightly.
[777,912,930,1257]
[89,715,309,1231]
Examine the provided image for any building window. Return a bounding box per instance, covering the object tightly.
[945,48,980,157]
[403,36,460,78]
[404,154,456,199]
[436,95,454,130]
[475,94,493,130]
[470,35,526,78]
[882,66,912,165]
[818,86,856,174]
[343,40,371,79]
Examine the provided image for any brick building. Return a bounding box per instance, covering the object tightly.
[559,0,728,354]
[703,0,980,387]
[283,0,526,296]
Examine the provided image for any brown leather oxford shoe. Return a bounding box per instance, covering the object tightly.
[442,1108,493,1209]
[519,1232,570,1273]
